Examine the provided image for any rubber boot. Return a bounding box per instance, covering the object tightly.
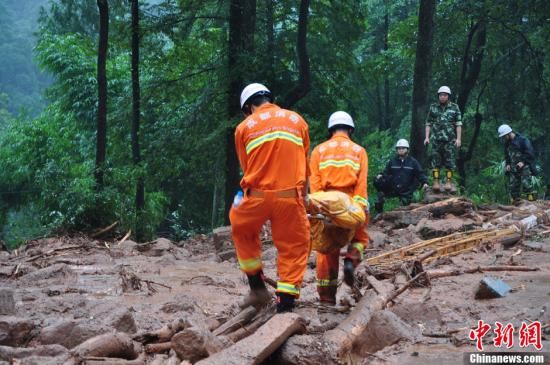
[317,281,337,306]
[276,292,295,313]
[343,258,355,287]
[526,192,537,202]
[432,169,441,192]
[239,271,271,309]
[374,201,384,220]
[444,170,457,193]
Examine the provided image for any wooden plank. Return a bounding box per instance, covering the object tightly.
[195,313,306,365]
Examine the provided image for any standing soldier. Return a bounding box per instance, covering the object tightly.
[230,83,311,313]
[310,111,369,306]
[498,124,537,202]
[424,86,462,193]
[374,139,428,214]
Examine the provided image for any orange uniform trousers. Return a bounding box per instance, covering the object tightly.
[229,188,311,298]
[316,199,369,303]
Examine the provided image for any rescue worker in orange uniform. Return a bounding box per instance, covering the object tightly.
[310,111,369,306]
[230,83,311,313]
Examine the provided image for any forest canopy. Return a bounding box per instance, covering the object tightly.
[0,0,548,248]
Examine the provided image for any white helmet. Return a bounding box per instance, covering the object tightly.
[395,139,410,149]
[328,111,355,129]
[498,124,513,137]
[437,86,451,95]
[240,83,272,110]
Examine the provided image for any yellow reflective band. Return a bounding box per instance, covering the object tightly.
[277,281,299,295]
[245,131,303,154]
[316,279,338,287]
[353,195,368,206]
[319,159,360,171]
[237,257,262,272]
[352,242,365,260]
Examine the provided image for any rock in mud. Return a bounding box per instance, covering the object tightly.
[353,310,416,355]
[0,316,35,346]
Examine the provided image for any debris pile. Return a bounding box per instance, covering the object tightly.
[0,197,549,364]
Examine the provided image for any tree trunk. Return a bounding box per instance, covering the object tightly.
[130,0,145,241]
[264,0,275,86]
[409,0,436,165]
[95,0,108,191]
[456,19,487,187]
[280,0,311,108]
[224,0,257,224]
[383,9,391,129]
[376,81,384,130]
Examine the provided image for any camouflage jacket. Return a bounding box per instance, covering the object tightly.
[425,102,462,142]
[505,133,536,173]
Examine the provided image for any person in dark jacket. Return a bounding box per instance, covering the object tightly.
[374,139,428,214]
[498,124,537,202]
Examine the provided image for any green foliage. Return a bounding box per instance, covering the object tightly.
[1,0,549,243]
[1,203,49,250]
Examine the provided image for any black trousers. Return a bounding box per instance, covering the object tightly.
[374,177,415,211]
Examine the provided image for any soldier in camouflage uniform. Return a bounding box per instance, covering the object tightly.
[424,86,462,193]
[498,124,537,202]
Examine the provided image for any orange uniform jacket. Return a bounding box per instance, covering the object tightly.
[235,103,310,191]
[309,132,369,304]
[231,102,311,297]
[309,133,368,207]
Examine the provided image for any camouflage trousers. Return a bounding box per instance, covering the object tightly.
[430,139,456,170]
[509,168,534,199]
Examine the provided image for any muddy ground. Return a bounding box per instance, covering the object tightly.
[1,199,549,365]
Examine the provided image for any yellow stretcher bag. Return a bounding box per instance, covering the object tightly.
[308,191,366,254]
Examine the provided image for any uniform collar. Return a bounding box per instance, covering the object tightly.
[331,132,351,140]
[253,102,279,114]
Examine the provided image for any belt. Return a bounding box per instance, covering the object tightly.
[247,188,298,198]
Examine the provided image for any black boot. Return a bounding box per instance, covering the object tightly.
[343,258,355,287]
[374,191,385,214]
[239,271,271,309]
[276,292,295,313]
[374,201,384,214]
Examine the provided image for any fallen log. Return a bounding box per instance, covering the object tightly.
[323,275,420,357]
[71,332,139,361]
[378,210,430,227]
[91,221,119,238]
[81,354,145,365]
[279,275,423,364]
[225,304,276,343]
[428,265,539,279]
[133,318,189,344]
[412,197,472,217]
[195,313,306,365]
[144,342,172,354]
[213,306,257,336]
[384,272,427,307]
[117,230,132,246]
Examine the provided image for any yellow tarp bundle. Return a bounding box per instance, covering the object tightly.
[308,191,366,254]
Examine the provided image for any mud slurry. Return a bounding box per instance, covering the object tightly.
[1,219,549,364]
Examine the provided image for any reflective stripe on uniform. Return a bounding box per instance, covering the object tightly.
[277,281,300,296]
[245,131,303,154]
[238,257,262,272]
[316,278,338,287]
[319,159,360,171]
[353,195,368,207]
[352,242,365,260]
